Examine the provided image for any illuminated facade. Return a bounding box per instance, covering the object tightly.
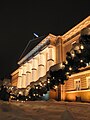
[11,16,90,102]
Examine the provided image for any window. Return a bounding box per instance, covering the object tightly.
[86,77,90,89]
[74,79,81,91]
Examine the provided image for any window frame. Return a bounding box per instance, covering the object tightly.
[74,79,81,91]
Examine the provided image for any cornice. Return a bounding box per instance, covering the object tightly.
[62,16,90,43]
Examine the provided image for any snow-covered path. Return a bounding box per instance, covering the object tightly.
[0,100,90,120]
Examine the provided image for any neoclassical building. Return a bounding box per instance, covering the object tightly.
[11,16,90,102]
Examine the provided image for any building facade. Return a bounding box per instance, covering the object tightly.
[11,16,90,102]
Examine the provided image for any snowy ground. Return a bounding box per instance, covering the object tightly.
[0,100,90,120]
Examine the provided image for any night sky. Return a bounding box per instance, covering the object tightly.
[0,0,90,80]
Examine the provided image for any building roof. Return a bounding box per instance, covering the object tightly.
[19,35,47,62]
[18,34,56,65]
[62,16,90,43]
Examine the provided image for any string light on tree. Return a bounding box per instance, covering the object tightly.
[80,44,84,49]
[69,67,72,71]
[80,59,83,63]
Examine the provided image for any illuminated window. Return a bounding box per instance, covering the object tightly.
[74,79,81,91]
[86,77,90,89]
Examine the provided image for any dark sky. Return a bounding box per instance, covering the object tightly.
[0,0,90,79]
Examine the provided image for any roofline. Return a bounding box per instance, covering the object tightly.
[69,66,90,78]
[62,16,90,42]
[11,68,19,76]
[18,34,56,65]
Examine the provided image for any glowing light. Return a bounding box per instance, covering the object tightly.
[69,67,72,71]
[43,94,45,96]
[36,94,38,96]
[77,50,81,54]
[39,86,42,89]
[80,59,83,63]
[70,50,75,57]
[33,33,39,37]
[10,96,14,99]
[72,53,75,57]
[21,101,25,103]
[86,63,89,66]
[54,85,58,89]
[44,83,46,86]
[36,86,38,89]
[74,45,79,50]
[39,82,42,86]
[47,79,50,83]
[71,51,75,57]
[33,94,36,96]
[80,44,84,49]
[58,79,61,82]
[65,61,68,64]
[19,91,23,95]
[11,87,14,90]
[66,72,69,75]
[60,62,65,69]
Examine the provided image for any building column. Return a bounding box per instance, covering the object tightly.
[22,63,27,88]
[47,46,56,71]
[26,61,32,86]
[17,67,23,88]
[56,37,63,63]
[61,84,66,101]
[32,58,38,82]
[38,52,46,78]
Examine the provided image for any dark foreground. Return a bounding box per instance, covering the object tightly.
[0,100,90,120]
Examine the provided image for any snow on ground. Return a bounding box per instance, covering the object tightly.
[0,100,90,120]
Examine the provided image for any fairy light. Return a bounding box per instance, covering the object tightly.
[36,94,38,96]
[69,67,72,71]
[36,86,38,89]
[47,79,50,83]
[58,79,61,82]
[80,59,83,63]
[80,44,84,49]
[86,63,89,66]
[60,62,65,69]
[29,96,31,98]
[65,61,68,64]
[71,52,75,57]
[43,94,45,96]
[44,83,46,86]
[39,86,42,89]
[77,49,81,54]
[19,91,22,95]
[66,72,70,75]
[33,94,36,96]
[54,85,58,89]
[39,82,43,87]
